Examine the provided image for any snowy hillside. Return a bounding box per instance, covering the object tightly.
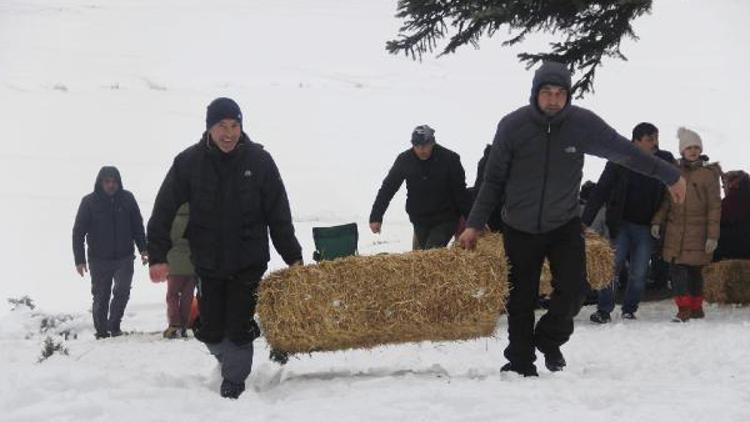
[1,0,749,420]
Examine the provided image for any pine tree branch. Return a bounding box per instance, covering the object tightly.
[387,0,652,97]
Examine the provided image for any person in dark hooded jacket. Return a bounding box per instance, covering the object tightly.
[72,166,147,339]
[147,97,302,399]
[459,61,686,377]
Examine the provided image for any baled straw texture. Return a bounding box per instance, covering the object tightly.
[257,233,508,354]
[703,259,750,304]
[539,231,614,296]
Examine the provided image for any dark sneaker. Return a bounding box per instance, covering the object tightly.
[500,362,538,377]
[621,312,637,320]
[94,331,110,340]
[220,379,246,399]
[543,350,566,372]
[589,310,611,324]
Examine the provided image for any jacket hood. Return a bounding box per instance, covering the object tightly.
[94,166,122,194]
[529,61,572,108]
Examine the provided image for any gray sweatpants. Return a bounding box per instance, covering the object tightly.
[206,338,254,384]
[89,257,134,334]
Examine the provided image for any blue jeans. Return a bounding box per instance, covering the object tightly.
[597,222,654,314]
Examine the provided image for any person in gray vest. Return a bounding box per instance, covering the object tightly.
[459,62,686,376]
[162,203,196,339]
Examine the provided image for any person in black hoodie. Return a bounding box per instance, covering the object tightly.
[369,125,472,249]
[582,123,676,323]
[72,166,147,339]
[459,62,686,377]
[147,97,302,399]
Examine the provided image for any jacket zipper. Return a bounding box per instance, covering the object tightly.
[678,168,689,255]
[537,123,552,231]
[110,196,117,259]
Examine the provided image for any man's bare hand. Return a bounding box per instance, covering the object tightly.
[458,227,481,250]
[76,264,88,277]
[149,263,170,283]
[370,222,382,234]
[669,176,687,204]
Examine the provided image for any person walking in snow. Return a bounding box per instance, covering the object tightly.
[72,166,148,339]
[651,127,721,322]
[583,122,676,323]
[369,125,472,250]
[162,203,196,339]
[147,97,303,399]
[458,62,686,377]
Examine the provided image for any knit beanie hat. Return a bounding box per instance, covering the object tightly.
[677,127,702,153]
[206,97,242,130]
[411,125,436,146]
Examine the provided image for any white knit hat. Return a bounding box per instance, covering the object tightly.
[677,127,702,153]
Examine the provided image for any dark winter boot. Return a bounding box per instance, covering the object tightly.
[500,362,538,377]
[672,296,692,323]
[543,349,566,372]
[95,331,110,340]
[589,310,611,324]
[690,296,705,319]
[220,379,246,399]
[672,307,691,323]
[163,326,180,339]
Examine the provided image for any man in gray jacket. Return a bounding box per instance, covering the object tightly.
[459,62,686,376]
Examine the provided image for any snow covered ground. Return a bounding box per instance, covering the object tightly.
[1,0,749,420]
[2,300,749,422]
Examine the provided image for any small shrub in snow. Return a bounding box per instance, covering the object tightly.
[7,296,35,310]
[38,336,69,363]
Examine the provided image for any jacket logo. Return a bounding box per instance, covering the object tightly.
[244,170,253,177]
[564,146,577,153]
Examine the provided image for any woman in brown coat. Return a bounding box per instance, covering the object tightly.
[651,127,721,322]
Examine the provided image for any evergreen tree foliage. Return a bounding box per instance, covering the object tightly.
[387,0,652,97]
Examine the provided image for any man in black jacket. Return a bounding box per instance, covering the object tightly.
[72,166,147,339]
[459,62,686,376]
[147,97,302,399]
[583,123,675,323]
[369,125,472,249]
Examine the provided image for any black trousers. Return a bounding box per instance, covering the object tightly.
[669,263,704,296]
[195,265,266,345]
[89,256,134,334]
[502,218,587,365]
[412,219,457,250]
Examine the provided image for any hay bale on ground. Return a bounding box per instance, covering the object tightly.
[703,259,750,304]
[257,233,508,355]
[539,231,614,296]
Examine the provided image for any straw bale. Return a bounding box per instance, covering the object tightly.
[703,259,750,304]
[539,232,614,296]
[257,233,508,354]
